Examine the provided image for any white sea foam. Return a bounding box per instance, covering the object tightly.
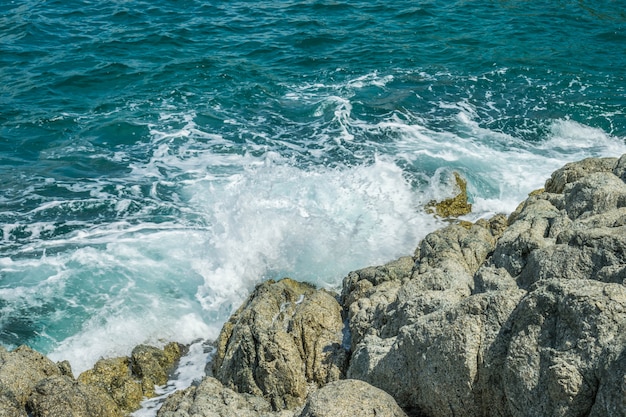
[9,145,443,375]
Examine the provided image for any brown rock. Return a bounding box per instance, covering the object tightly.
[213,278,347,410]
[27,375,122,417]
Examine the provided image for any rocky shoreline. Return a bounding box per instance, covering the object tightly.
[2,155,626,417]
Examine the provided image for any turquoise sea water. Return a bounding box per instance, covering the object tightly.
[1,0,626,380]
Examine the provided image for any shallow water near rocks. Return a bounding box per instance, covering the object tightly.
[1,0,625,400]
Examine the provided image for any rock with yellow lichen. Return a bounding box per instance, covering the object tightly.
[425,172,472,218]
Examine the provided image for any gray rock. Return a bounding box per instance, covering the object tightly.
[498,279,626,417]
[297,379,407,417]
[473,265,517,293]
[490,195,563,281]
[157,376,293,417]
[491,165,626,290]
[348,289,525,417]
[613,154,626,182]
[26,375,122,417]
[545,156,618,194]
[213,278,347,410]
[589,346,626,417]
[343,217,505,349]
[563,172,626,220]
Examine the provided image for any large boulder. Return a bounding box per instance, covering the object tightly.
[0,345,62,416]
[298,379,407,417]
[212,278,347,410]
[26,375,122,417]
[157,376,290,417]
[348,289,525,416]
[342,215,506,350]
[543,156,618,194]
[493,279,626,417]
[490,158,626,290]
[343,155,626,417]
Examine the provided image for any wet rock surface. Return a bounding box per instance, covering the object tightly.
[0,343,183,417]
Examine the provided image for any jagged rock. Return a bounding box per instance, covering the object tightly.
[0,345,62,416]
[491,160,626,290]
[613,154,626,182]
[77,342,183,413]
[494,279,626,417]
[343,216,505,348]
[78,356,143,413]
[157,376,292,417]
[340,257,412,347]
[213,278,347,410]
[56,360,74,379]
[132,342,184,397]
[545,156,618,194]
[297,379,407,417]
[348,289,525,416]
[26,375,121,417]
[425,172,473,218]
[590,346,626,417]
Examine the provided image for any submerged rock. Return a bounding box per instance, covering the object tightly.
[213,278,347,410]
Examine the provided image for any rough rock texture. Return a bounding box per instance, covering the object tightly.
[0,345,62,417]
[77,357,143,414]
[426,172,473,218]
[5,155,626,417]
[348,289,526,416]
[77,342,184,413]
[0,342,182,417]
[298,379,407,417]
[157,376,290,417]
[343,155,626,417]
[490,159,626,290]
[131,342,183,397]
[342,215,506,349]
[27,375,122,417]
[212,278,347,410]
[492,279,626,417]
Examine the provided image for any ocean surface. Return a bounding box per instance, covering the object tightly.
[1,0,625,402]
